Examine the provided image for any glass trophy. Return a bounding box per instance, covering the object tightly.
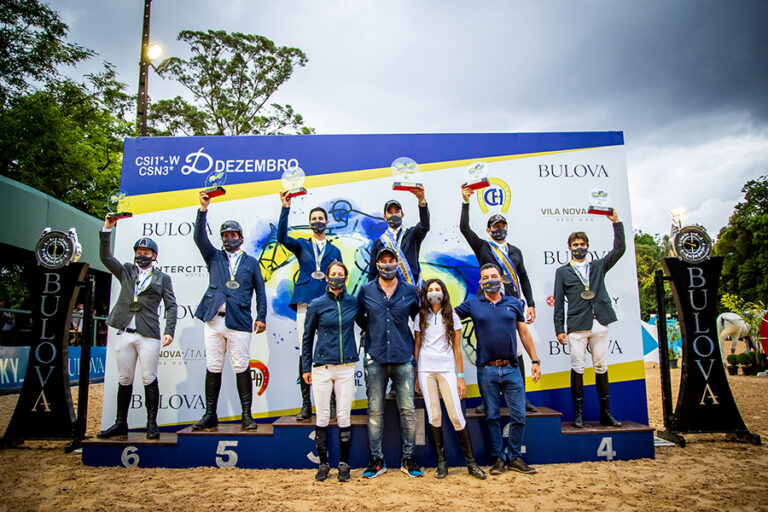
[587,188,614,216]
[202,170,227,198]
[106,189,132,221]
[462,161,490,190]
[282,166,307,199]
[391,157,423,191]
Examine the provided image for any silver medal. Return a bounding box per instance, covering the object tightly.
[226,280,240,290]
[580,290,596,300]
[311,271,326,280]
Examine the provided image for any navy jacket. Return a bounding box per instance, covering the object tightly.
[460,202,535,305]
[301,289,360,372]
[455,294,525,367]
[367,204,430,282]
[193,209,267,332]
[356,278,420,364]
[276,206,343,310]
[554,222,625,334]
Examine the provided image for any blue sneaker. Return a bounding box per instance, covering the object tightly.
[362,457,387,479]
[400,456,424,478]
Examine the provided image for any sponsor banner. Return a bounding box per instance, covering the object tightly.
[105,132,646,429]
[0,346,106,393]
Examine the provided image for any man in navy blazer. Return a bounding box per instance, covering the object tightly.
[277,190,343,420]
[192,191,267,431]
[367,188,429,286]
[554,209,625,429]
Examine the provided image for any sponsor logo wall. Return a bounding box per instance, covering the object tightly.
[104,132,646,429]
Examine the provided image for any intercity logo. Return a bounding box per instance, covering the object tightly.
[538,163,609,178]
[477,177,511,214]
[249,360,270,396]
[180,147,301,176]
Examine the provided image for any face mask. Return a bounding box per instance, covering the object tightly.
[311,221,326,234]
[386,215,403,229]
[223,237,243,251]
[378,263,398,280]
[571,247,588,260]
[134,255,154,268]
[327,276,346,290]
[490,227,507,241]
[427,291,443,305]
[481,279,502,294]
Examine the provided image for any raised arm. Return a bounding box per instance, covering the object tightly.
[603,212,626,272]
[410,200,431,243]
[276,204,302,256]
[459,200,485,255]
[99,221,125,279]
[193,202,217,264]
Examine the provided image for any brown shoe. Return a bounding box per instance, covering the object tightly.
[507,457,537,474]
[489,458,506,475]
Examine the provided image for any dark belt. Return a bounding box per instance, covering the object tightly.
[217,312,226,317]
[486,359,510,367]
[118,328,138,335]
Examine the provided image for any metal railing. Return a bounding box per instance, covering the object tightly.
[0,308,108,347]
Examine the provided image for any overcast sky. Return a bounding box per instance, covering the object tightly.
[48,0,768,238]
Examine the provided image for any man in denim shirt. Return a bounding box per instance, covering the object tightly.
[455,263,541,476]
[357,247,422,478]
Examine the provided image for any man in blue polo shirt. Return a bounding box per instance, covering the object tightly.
[455,263,541,476]
[357,247,422,478]
[277,190,343,421]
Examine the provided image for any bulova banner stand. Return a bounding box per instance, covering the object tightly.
[654,256,761,447]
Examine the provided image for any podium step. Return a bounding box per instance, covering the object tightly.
[82,432,177,446]
[177,423,274,436]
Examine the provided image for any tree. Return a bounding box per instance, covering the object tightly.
[148,30,313,136]
[634,231,674,321]
[0,65,133,217]
[714,176,768,303]
[0,0,93,108]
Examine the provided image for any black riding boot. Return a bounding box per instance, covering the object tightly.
[296,358,312,421]
[315,426,330,481]
[98,384,132,438]
[430,425,448,478]
[519,355,538,412]
[571,370,584,428]
[456,426,486,479]
[330,390,337,421]
[145,380,160,439]
[236,370,258,430]
[596,371,621,427]
[192,371,221,430]
[338,426,352,482]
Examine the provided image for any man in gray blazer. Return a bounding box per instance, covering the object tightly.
[554,210,624,429]
[98,215,177,439]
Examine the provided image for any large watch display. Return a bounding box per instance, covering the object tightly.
[673,225,712,264]
[35,228,82,269]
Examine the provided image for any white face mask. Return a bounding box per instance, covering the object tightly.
[427,291,443,305]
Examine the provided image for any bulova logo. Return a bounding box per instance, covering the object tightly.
[131,393,204,410]
[181,147,300,175]
[538,164,608,178]
[143,222,213,237]
[548,339,624,356]
[543,249,610,265]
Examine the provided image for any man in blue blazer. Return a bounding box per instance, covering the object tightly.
[192,191,267,431]
[554,210,625,428]
[277,190,343,420]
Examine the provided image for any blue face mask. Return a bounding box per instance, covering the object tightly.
[386,215,403,229]
[490,227,507,241]
[134,255,154,268]
[327,276,346,290]
[481,279,502,294]
[223,237,243,252]
[378,263,398,280]
[311,222,326,234]
[571,247,588,260]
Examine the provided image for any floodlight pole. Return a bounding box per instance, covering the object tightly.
[137,0,152,136]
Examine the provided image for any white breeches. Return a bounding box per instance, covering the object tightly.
[311,363,356,428]
[204,314,252,373]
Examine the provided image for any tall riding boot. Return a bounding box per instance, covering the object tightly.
[98,384,132,438]
[595,371,621,427]
[296,358,312,421]
[145,380,160,439]
[236,370,258,430]
[571,370,584,428]
[314,426,330,481]
[338,426,352,482]
[192,371,221,430]
[519,355,538,412]
[429,425,448,478]
[456,426,487,479]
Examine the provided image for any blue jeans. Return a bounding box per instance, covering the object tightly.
[477,363,526,461]
[364,358,416,459]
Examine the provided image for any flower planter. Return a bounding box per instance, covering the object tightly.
[727,365,739,376]
[742,365,758,376]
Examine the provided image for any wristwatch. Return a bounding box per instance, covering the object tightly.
[530,360,541,365]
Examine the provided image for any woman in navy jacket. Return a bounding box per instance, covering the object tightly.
[301,261,359,483]
[277,191,343,421]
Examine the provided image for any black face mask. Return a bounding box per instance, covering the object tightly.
[481,279,503,294]
[327,276,346,290]
[378,263,398,280]
[223,237,243,252]
[571,247,588,260]
[386,215,403,229]
[311,221,327,234]
[490,227,507,241]
[134,255,154,268]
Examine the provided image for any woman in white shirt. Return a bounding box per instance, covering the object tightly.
[414,278,486,479]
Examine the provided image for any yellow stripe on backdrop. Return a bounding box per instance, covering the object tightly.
[127,146,604,215]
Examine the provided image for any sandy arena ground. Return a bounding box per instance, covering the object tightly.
[1,364,767,512]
